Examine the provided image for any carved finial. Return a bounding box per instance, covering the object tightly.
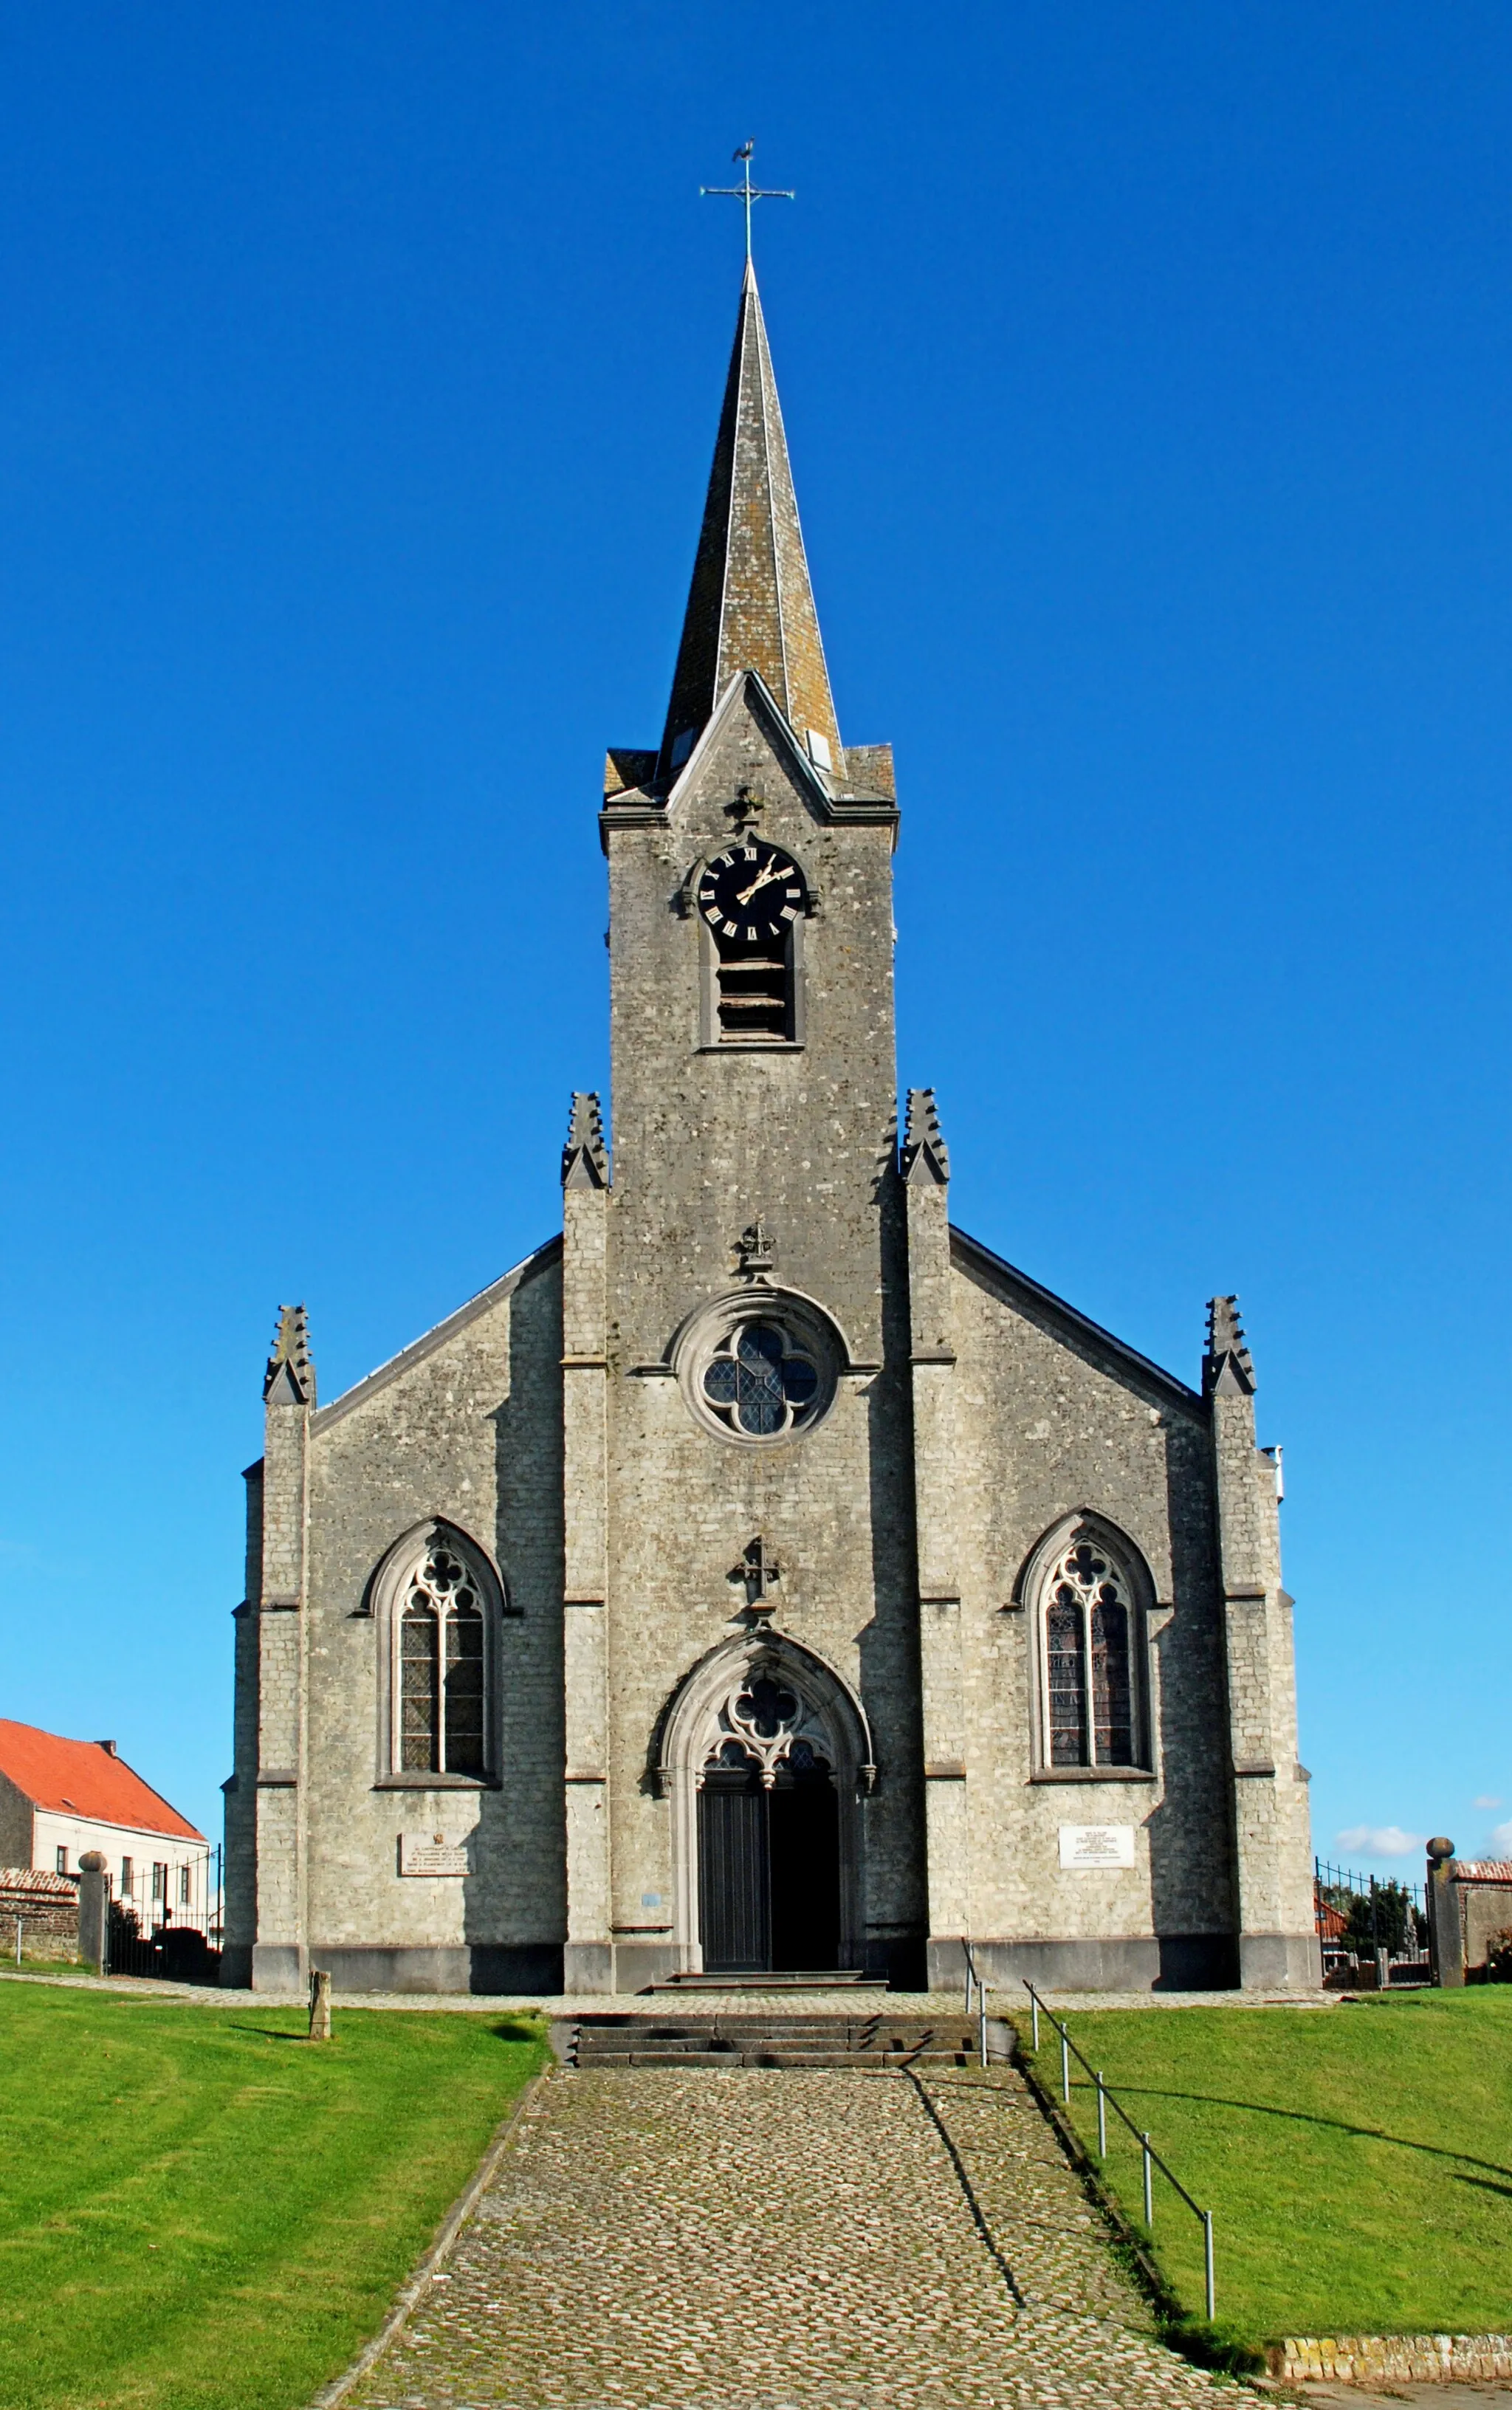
[724,783,766,831]
[729,1535,781,1614]
[1204,1294,1255,1398]
[734,1217,777,1278]
[264,1304,315,1407]
[562,1093,609,1190]
[901,1088,950,1186]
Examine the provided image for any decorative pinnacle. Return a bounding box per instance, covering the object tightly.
[901,1089,950,1186]
[264,1304,315,1407]
[1204,1294,1255,1398]
[562,1093,609,1191]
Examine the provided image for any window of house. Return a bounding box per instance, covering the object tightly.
[179,1865,192,1906]
[151,1862,166,1900]
[396,1535,492,1776]
[1038,1529,1144,1771]
[55,1847,69,1875]
[120,1857,133,1892]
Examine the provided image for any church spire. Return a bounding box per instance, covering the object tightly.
[659,262,843,784]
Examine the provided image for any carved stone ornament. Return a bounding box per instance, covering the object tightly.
[724,783,766,831]
[698,1658,836,1791]
[729,1535,781,1613]
[734,1217,777,1277]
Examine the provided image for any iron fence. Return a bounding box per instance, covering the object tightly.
[106,1843,223,1982]
[1314,1855,1429,1988]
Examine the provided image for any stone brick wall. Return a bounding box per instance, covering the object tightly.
[1270,2337,1512,2386]
[298,1249,565,1987]
[935,1239,1237,1984]
[0,1868,79,1951]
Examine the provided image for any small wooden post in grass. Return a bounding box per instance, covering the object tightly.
[309,1968,332,2041]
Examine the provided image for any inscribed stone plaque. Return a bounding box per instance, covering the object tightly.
[399,1830,472,1876]
[1058,1823,1135,1870]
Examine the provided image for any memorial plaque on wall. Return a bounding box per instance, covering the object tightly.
[399,1830,473,1876]
[1058,1823,1135,1870]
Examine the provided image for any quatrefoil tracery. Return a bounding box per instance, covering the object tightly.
[698,1666,834,1789]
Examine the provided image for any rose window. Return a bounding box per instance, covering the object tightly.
[702,1321,820,1437]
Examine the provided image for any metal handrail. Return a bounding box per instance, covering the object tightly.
[969,1937,993,2073]
[1021,1979,1215,2322]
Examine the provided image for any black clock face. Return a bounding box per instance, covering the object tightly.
[698,842,806,948]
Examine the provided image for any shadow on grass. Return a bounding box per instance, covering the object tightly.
[226,2025,320,2042]
[224,2015,544,2053]
[1065,2078,1512,2186]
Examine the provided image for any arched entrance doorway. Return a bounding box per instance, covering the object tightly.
[661,1635,874,1977]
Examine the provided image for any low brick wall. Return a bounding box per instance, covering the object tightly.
[1269,2335,1512,2385]
[0,1867,80,1954]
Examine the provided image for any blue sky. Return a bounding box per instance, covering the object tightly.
[1,3,1508,1885]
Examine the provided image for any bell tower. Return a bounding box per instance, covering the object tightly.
[563,258,924,1991]
[598,258,902,1376]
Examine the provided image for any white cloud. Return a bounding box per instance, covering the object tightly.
[1475,1796,1503,1811]
[1336,1824,1423,1858]
[1489,1822,1512,1857]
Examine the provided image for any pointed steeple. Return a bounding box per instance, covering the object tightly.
[659,262,843,784]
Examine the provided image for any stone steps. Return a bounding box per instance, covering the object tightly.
[568,2012,983,2070]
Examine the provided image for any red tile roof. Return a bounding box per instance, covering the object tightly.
[0,1721,204,1841]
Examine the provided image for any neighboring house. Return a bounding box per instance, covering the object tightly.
[0,1720,209,1933]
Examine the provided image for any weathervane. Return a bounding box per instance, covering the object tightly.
[701,140,794,264]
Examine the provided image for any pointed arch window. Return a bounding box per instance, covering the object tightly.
[1035,1526,1147,1772]
[380,1525,502,1782]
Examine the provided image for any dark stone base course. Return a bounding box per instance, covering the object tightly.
[232,1931,1317,1997]
[241,1943,564,1994]
[929,1934,1246,1994]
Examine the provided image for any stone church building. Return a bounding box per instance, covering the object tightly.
[224,262,1317,1997]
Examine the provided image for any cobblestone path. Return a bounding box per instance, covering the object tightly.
[345,2065,1230,2409]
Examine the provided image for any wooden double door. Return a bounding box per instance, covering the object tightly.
[697,1760,841,1974]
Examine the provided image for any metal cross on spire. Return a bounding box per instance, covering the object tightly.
[701,140,794,264]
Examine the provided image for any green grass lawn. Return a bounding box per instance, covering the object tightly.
[1017,1988,1512,2353]
[0,1978,548,2410]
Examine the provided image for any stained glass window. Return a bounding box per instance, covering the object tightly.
[1047,1585,1087,1765]
[444,1602,486,1774]
[702,1321,821,1438]
[1041,1532,1141,1769]
[400,1601,439,1770]
[398,1537,491,1774]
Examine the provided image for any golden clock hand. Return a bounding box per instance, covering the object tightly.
[735,860,787,906]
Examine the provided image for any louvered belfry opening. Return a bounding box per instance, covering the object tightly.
[713,918,792,1038]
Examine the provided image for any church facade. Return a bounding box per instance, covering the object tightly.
[223,263,1317,1997]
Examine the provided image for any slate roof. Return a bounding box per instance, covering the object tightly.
[658,259,842,783]
[0,1719,204,1841]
